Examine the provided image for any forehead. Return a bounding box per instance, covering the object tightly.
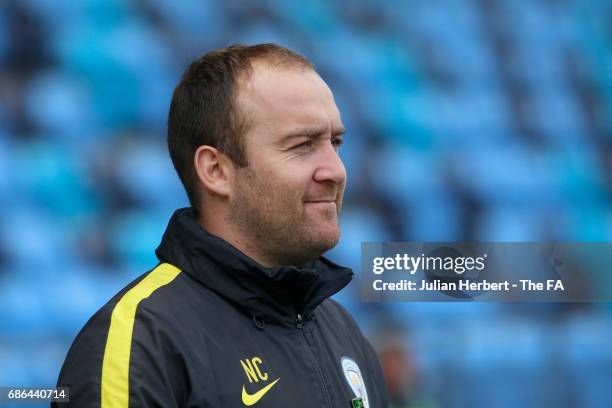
[237,62,343,139]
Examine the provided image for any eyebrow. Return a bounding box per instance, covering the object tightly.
[278,125,346,144]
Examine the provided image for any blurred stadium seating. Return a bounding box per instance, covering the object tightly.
[1,0,611,406]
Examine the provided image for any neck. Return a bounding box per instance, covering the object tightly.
[198,207,280,268]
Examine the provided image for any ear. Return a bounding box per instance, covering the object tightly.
[194,145,234,198]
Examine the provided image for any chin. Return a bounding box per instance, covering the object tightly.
[287,223,340,263]
[311,227,341,254]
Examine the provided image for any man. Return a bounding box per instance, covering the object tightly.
[55,44,389,407]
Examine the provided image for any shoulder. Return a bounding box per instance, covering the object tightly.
[74,263,187,338]
[62,262,199,356]
[55,263,190,402]
[59,263,180,343]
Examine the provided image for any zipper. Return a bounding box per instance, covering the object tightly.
[296,313,334,408]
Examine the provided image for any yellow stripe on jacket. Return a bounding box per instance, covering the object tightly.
[101,263,181,408]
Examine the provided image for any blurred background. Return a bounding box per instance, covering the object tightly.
[1,0,612,407]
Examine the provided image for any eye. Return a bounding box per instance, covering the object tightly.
[291,140,313,151]
[331,137,344,149]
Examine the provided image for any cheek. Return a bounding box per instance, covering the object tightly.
[267,167,309,195]
[249,159,313,206]
[245,173,298,211]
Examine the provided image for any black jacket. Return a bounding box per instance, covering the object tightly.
[55,208,389,407]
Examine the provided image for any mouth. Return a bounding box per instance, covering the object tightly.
[304,201,338,212]
[305,200,337,208]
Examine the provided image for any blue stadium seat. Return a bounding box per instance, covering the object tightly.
[146,0,227,49]
[2,1,612,404]
[443,319,549,408]
[8,141,101,218]
[111,138,186,211]
[2,210,72,273]
[565,315,612,407]
[109,210,172,271]
[0,5,8,64]
[23,70,95,142]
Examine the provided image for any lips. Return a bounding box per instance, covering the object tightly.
[304,195,336,203]
[305,201,337,211]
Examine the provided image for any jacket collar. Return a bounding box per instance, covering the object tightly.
[155,208,353,326]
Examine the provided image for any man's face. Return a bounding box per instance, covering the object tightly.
[228,62,346,267]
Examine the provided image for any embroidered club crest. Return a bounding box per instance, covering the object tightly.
[341,357,369,408]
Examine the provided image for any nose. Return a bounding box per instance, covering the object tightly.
[312,142,346,186]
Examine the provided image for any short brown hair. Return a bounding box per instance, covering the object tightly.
[167,43,314,213]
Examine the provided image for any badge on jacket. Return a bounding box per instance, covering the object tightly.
[341,356,369,408]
